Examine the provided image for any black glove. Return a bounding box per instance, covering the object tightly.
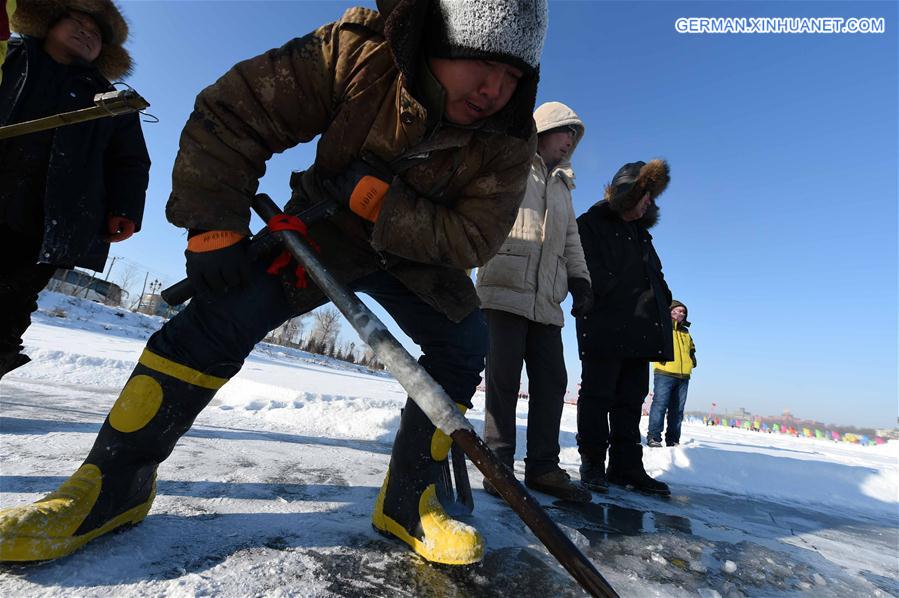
[568,277,594,317]
[185,230,253,296]
[321,159,392,222]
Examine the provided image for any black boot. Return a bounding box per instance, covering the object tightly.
[482,478,501,498]
[482,453,513,499]
[578,448,609,494]
[0,352,30,380]
[483,456,511,498]
[606,468,671,496]
[372,400,483,565]
[607,443,669,496]
[0,348,227,561]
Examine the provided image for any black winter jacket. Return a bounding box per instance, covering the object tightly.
[0,37,150,271]
[575,200,673,361]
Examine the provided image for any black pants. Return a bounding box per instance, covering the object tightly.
[0,228,55,355]
[576,358,649,471]
[148,265,488,410]
[483,309,567,478]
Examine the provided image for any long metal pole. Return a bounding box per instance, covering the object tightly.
[252,194,618,598]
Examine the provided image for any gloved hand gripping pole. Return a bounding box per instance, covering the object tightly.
[251,193,618,598]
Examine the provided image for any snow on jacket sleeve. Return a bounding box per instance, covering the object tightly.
[104,112,150,230]
[166,21,342,234]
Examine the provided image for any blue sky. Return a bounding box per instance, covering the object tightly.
[45,1,896,428]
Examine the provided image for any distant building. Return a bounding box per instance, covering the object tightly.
[136,293,183,318]
[47,268,123,305]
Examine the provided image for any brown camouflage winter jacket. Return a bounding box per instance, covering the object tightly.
[166,3,537,321]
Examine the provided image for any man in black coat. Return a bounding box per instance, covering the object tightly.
[0,0,150,379]
[575,159,673,496]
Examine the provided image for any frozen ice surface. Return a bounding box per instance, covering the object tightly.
[0,292,897,597]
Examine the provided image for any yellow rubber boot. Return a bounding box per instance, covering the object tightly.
[0,465,156,562]
[0,348,226,562]
[372,401,483,565]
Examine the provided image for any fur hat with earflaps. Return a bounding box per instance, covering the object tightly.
[604,159,670,228]
[12,0,132,79]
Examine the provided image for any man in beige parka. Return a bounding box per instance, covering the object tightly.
[476,101,593,503]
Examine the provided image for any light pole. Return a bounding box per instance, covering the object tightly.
[103,256,119,282]
[135,272,149,312]
[148,279,161,314]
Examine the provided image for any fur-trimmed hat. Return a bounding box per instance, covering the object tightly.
[11,0,132,79]
[604,159,670,228]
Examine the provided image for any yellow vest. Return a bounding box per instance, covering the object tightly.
[653,322,695,378]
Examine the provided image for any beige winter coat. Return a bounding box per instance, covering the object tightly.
[476,101,590,327]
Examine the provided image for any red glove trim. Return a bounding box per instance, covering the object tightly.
[265,214,321,289]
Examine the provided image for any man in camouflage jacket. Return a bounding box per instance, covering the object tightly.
[0,0,547,567]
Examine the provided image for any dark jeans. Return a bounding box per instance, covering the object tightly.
[0,227,55,356]
[482,309,567,478]
[576,358,649,471]
[648,372,690,445]
[147,264,487,409]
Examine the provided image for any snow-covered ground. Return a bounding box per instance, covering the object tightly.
[1,292,897,597]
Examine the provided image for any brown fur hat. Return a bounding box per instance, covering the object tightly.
[11,0,132,79]
[604,159,670,227]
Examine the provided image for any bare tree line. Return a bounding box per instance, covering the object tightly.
[52,255,385,372]
[264,306,385,371]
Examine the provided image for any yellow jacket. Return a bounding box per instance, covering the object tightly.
[654,321,696,378]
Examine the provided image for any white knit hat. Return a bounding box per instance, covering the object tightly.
[428,0,548,74]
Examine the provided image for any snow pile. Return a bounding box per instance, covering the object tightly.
[9,290,898,520]
[640,426,898,517]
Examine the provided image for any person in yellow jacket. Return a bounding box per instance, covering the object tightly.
[647,300,696,447]
[0,0,15,83]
